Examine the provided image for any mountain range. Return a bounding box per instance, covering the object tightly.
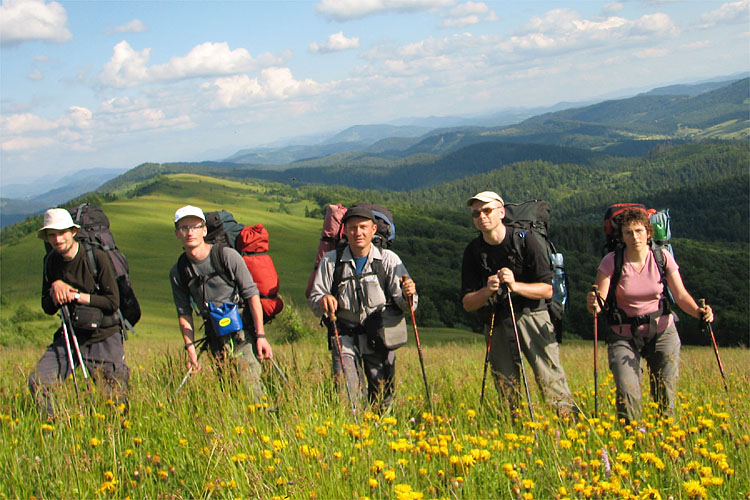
[2,75,747,227]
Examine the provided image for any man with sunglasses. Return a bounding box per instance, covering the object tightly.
[169,205,273,400]
[461,191,577,419]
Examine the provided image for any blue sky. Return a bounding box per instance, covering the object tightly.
[1,0,748,186]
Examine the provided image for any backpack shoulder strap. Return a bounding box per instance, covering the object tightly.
[370,256,391,304]
[651,243,667,283]
[330,245,346,296]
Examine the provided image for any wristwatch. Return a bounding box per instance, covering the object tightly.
[74,293,81,302]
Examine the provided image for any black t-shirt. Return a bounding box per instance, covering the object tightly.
[461,228,553,323]
[42,245,120,344]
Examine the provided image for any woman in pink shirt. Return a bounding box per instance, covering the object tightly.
[586,208,714,424]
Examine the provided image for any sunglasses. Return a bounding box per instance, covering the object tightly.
[471,207,499,218]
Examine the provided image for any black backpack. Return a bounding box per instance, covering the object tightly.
[45,203,141,336]
[490,200,568,341]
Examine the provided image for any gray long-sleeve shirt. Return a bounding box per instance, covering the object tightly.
[170,245,259,317]
[308,245,417,329]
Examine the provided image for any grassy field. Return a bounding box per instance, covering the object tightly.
[1,336,748,499]
[1,174,748,498]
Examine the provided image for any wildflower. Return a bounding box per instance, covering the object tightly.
[466,409,477,420]
[124,449,134,457]
[157,470,168,481]
[369,478,378,488]
[204,425,213,434]
[234,426,244,435]
[384,469,396,482]
[276,477,287,486]
[41,423,54,433]
[90,438,101,447]
[133,437,142,445]
[683,480,707,499]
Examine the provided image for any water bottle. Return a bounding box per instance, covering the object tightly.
[550,253,567,307]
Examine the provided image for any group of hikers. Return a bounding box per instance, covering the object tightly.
[29,190,714,426]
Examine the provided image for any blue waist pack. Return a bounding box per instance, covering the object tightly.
[207,302,243,336]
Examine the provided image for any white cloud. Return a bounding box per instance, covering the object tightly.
[28,69,44,80]
[635,47,670,58]
[440,1,498,28]
[108,19,148,34]
[316,0,454,21]
[695,0,749,28]
[309,31,360,53]
[0,0,72,46]
[204,67,336,108]
[1,99,193,154]
[99,41,283,88]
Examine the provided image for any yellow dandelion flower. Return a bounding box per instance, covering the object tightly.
[90,438,101,447]
[41,423,54,433]
[683,480,707,499]
[369,478,379,488]
[384,469,396,482]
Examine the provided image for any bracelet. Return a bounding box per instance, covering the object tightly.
[255,334,266,338]
[184,342,194,350]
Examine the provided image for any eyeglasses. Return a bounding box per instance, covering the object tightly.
[177,223,205,234]
[471,207,499,218]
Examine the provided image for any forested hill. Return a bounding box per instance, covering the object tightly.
[2,142,747,347]
[277,141,748,347]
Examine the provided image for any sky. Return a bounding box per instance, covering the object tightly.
[1,0,748,187]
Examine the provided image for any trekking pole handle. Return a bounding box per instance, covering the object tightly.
[401,274,414,306]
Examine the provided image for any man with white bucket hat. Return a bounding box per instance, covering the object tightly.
[29,208,130,416]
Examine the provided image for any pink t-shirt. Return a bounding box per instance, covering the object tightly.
[598,248,678,338]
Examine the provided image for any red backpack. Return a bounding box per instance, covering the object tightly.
[236,224,284,320]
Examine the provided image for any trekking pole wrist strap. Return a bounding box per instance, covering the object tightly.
[255,334,266,338]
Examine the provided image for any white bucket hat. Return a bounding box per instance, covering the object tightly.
[37,208,80,240]
[174,205,206,224]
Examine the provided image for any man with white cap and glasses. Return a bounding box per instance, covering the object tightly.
[461,191,577,419]
[29,208,129,416]
[169,205,273,400]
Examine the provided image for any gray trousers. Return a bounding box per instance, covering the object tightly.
[28,329,129,416]
[608,322,681,424]
[331,332,395,412]
[208,329,264,402]
[486,309,575,414]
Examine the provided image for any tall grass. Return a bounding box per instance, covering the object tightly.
[1,331,748,499]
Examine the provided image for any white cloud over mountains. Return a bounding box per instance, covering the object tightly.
[695,0,749,28]
[0,0,71,46]
[99,41,285,88]
[309,32,360,53]
[316,0,454,21]
[203,67,336,108]
[108,19,148,35]
[440,1,498,28]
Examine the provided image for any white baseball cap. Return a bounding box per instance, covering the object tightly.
[174,205,206,224]
[466,191,504,207]
[37,208,80,240]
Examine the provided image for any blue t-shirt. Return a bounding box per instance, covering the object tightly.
[353,256,368,275]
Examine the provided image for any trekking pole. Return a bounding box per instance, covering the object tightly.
[699,299,728,393]
[592,285,600,418]
[403,275,433,413]
[174,368,193,396]
[61,305,90,382]
[480,307,496,406]
[329,313,357,416]
[507,287,535,423]
[59,310,81,404]
[269,357,289,386]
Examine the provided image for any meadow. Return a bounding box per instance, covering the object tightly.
[1,324,749,499]
[1,174,748,498]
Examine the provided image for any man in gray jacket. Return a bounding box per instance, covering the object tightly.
[169,205,272,400]
[308,206,417,412]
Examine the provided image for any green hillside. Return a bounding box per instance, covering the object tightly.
[0,175,322,347]
[2,141,748,348]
